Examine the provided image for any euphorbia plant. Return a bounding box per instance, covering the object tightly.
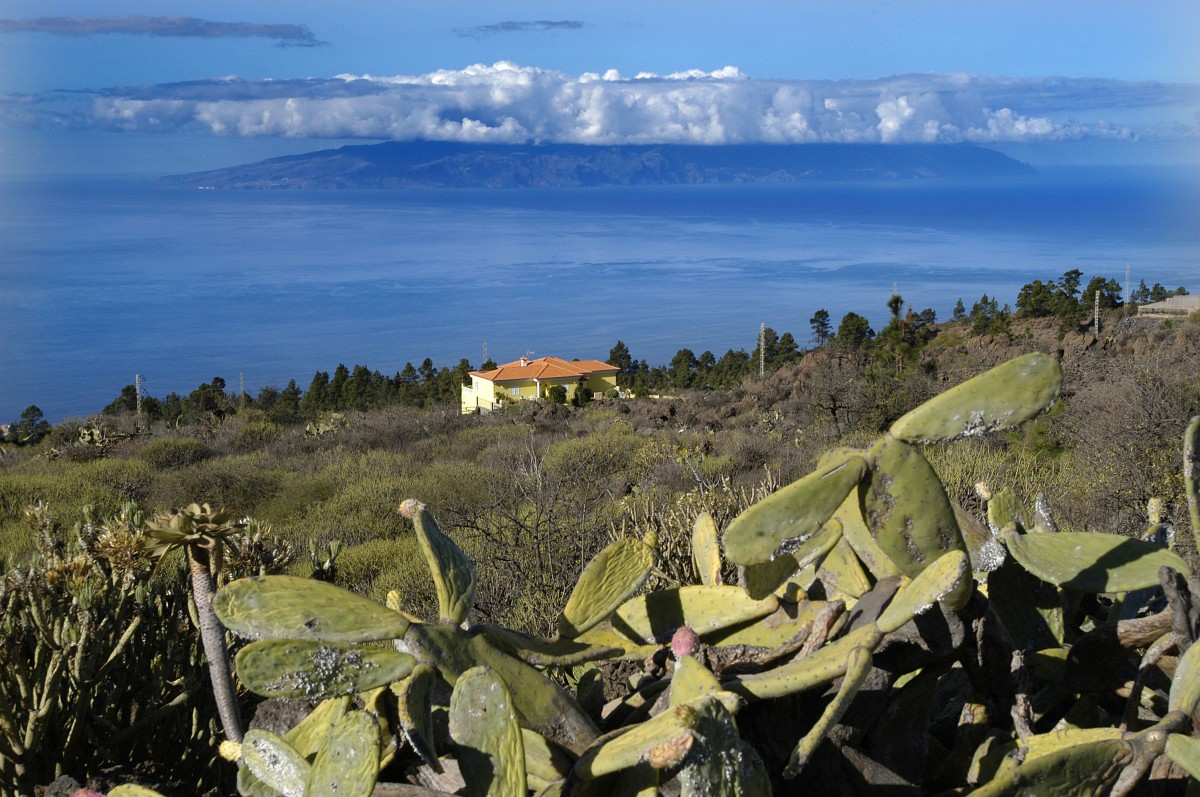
[144,503,245,742]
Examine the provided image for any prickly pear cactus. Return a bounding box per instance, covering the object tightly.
[201,355,1200,796]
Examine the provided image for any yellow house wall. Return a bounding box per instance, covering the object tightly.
[585,373,619,395]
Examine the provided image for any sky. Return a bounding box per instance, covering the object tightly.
[0,1,1198,174]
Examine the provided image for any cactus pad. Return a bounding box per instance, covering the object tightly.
[1003,530,1189,593]
[559,538,654,639]
[241,730,310,797]
[392,664,441,773]
[723,454,866,565]
[691,512,723,587]
[235,639,415,698]
[875,550,968,634]
[307,710,381,797]
[215,575,411,643]
[739,520,840,600]
[613,585,780,644]
[861,434,967,597]
[1169,638,1200,714]
[449,666,526,797]
[403,500,477,625]
[1166,734,1200,781]
[889,352,1062,443]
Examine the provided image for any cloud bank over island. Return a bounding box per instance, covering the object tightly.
[10,62,1200,146]
[0,15,324,46]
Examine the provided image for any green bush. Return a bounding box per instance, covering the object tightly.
[136,436,211,470]
[547,385,568,404]
[326,535,434,611]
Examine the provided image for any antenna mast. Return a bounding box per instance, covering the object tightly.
[759,323,765,378]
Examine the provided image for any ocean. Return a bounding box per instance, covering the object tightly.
[1,166,1197,422]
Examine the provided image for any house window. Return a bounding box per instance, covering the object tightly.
[509,387,520,397]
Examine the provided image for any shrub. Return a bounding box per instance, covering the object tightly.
[137,436,211,470]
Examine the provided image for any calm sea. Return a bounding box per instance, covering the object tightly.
[1,166,1197,422]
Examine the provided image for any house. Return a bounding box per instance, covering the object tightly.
[1137,295,1200,317]
[461,356,620,413]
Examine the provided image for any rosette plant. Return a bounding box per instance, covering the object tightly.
[144,502,245,742]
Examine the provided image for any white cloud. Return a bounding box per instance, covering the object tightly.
[10,63,1199,145]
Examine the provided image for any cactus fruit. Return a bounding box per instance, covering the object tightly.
[889,352,1063,443]
[558,538,654,638]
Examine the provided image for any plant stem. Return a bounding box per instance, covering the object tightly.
[187,545,243,742]
[1184,416,1200,556]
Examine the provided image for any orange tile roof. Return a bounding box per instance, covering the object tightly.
[472,356,619,383]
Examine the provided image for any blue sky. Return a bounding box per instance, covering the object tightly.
[2,1,1198,174]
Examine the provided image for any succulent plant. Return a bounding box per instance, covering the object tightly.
[195,354,1200,795]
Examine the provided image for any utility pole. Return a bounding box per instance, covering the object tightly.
[759,323,765,378]
[135,373,144,418]
[1123,264,1131,306]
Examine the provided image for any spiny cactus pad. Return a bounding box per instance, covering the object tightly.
[241,730,310,797]
[1003,530,1189,593]
[613,585,780,644]
[392,664,441,773]
[403,499,478,625]
[861,435,967,594]
[722,454,866,565]
[876,549,969,634]
[215,575,411,642]
[691,512,723,587]
[558,538,654,639]
[889,352,1063,443]
[306,710,381,797]
[234,639,415,698]
[449,666,527,797]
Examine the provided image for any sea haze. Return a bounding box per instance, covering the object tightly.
[1,166,1197,422]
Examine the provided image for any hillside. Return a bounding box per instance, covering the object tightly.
[156,141,1036,189]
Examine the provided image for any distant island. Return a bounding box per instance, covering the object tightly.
[157,141,1036,189]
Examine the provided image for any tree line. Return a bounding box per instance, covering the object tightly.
[4,269,1185,437]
